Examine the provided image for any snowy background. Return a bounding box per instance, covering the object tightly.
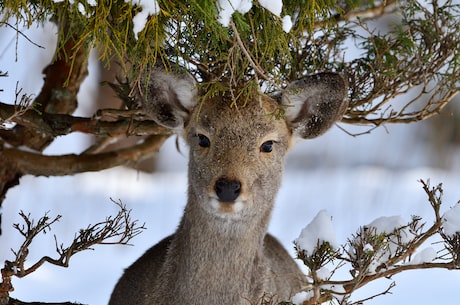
[1,13,460,305]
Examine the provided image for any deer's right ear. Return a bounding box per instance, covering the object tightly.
[136,67,198,130]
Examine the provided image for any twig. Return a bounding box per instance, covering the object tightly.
[228,21,287,95]
[1,201,145,302]
[0,22,45,49]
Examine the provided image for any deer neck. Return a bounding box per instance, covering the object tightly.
[175,190,272,262]
[158,191,274,303]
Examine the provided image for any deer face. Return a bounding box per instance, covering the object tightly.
[185,95,291,219]
[137,67,348,220]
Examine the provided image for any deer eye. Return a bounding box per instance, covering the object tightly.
[260,141,274,153]
[197,134,210,148]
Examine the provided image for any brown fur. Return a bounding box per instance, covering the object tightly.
[109,70,348,305]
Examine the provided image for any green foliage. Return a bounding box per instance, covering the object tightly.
[0,0,341,86]
[1,0,459,125]
[296,241,339,272]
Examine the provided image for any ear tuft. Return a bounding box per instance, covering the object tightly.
[282,73,348,139]
[135,66,197,130]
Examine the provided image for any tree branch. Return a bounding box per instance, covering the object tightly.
[7,299,84,305]
[1,201,145,304]
[297,179,460,305]
[1,134,169,176]
[0,102,169,141]
[314,0,399,29]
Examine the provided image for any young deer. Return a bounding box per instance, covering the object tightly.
[109,68,347,305]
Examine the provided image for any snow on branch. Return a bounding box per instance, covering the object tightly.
[288,179,460,305]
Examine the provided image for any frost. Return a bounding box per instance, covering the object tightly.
[291,290,314,305]
[217,0,253,26]
[295,210,338,255]
[442,203,460,236]
[407,247,437,265]
[258,0,282,17]
[282,15,293,33]
[127,0,161,39]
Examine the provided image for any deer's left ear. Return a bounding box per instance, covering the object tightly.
[281,73,348,139]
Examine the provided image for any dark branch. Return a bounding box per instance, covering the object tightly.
[0,102,169,141]
[1,134,169,176]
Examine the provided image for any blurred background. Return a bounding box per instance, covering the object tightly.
[1,20,459,305]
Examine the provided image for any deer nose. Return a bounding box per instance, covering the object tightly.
[214,178,241,202]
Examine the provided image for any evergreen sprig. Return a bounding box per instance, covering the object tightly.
[1,0,459,126]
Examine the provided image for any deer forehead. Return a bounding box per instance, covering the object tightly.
[185,96,291,144]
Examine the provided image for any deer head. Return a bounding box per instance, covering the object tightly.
[137,68,347,226]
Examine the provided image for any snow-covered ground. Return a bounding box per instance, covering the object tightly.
[2,131,460,305]
[1,19,460,305]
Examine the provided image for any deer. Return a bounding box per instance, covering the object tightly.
[108,67,348,305]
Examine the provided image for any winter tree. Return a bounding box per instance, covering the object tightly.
[1,0,459,304]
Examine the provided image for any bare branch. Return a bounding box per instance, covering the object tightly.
[1,200,145,303]
[1,134,168,176]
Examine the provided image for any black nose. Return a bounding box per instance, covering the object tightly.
[214,178,241,202]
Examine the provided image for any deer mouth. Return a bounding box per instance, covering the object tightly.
[208,196,245,217]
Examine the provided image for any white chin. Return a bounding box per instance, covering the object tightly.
[208,198,244,218]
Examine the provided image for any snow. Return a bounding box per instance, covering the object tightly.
[365,215,412,243]
[442,203,460,237]
[316,266,331,280]
[52,0,292,38]
[366,215,405,233]
[295,210,338,255]
[258,0,282,16]
[77,3,87,16]
[322,283,346,299]
[407,247,437,265]
[217,0,253,26]
[127,0,161,39]
[282,15,293,33]
[53,0,96,16]
[364,215,414,273]
[217,0,289,32]
[363,243,374,252]
[52,0,160,36]
[1,148,460,305]
[291,290,314,305]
